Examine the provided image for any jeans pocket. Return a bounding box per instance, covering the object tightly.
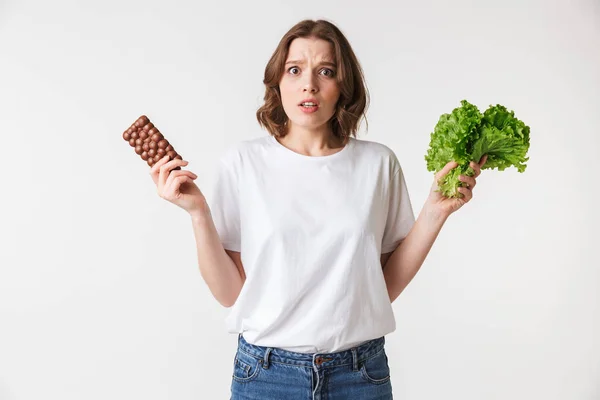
[360,349,391,385]
[232,349,263,383]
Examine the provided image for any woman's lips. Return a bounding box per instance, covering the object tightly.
[298,104,319,114]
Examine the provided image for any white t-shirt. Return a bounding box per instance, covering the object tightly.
[209,135,415,353]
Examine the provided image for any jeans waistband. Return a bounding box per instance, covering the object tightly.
[237,334,386,369]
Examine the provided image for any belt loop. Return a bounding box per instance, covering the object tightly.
[351,348,358,372]
[263,348,272,369]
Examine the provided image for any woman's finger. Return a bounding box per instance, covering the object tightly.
[162,175,191,201]
[457,186,473,202]
[158,159,189,189]
[469,161,482,178]
[435,160,459,180]
[164,170,198,194]
[459,174,476,189]
[479,154,488,167]
[149,155,171,184]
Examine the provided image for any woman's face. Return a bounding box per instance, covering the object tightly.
[279,37,340,133]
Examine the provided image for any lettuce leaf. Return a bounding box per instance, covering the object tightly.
[425,100,531,198]
[473,104,530,173]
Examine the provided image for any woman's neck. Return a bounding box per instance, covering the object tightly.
[277,124,346,157]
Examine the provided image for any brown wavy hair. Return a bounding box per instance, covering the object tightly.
[256,19,370,140]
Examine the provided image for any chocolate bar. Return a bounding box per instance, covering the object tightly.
[122,115,182,169]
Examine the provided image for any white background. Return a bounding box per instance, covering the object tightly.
[0,0,598,399]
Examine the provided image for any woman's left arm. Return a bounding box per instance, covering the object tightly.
[382,155,488,303]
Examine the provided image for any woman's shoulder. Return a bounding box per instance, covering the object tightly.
[353,137,401,167]
[216,135,272,166]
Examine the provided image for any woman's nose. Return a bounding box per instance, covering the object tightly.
[302,73,318,93]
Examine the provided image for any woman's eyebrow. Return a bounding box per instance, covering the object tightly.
[285,60,336,67]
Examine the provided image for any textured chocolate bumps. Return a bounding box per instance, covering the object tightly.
[122,115,182,169]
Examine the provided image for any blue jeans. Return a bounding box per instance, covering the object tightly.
[230,334,393,399]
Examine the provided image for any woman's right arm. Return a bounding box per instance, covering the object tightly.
[189,210,245,307]
[150,155,244,308]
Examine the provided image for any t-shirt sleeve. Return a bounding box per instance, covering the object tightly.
[381,165,415,253]
[209,158,241,252]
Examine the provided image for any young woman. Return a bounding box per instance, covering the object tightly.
[150,19,486,400]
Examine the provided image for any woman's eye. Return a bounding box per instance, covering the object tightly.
[287,67,334,77]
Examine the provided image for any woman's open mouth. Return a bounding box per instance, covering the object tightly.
[298,102,319,113]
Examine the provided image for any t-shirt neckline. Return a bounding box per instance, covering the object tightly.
[269,135,354,160]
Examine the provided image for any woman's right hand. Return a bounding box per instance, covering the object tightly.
[150,155,209,216]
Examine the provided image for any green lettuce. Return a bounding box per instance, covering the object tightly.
[425,100,531,198]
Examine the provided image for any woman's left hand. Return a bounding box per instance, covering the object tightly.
[425,155,488,219]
